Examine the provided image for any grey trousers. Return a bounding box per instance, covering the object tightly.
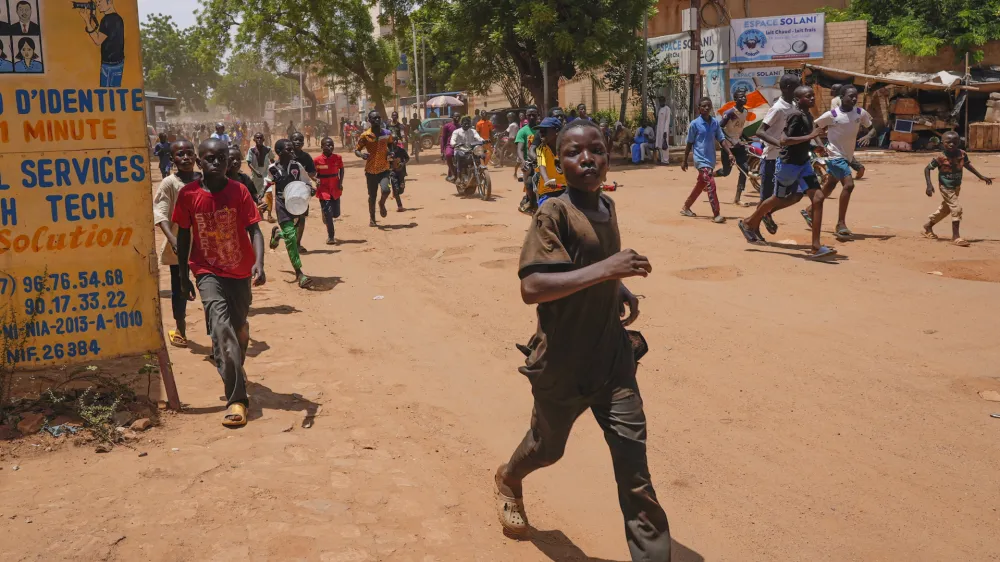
[196,274,252,407]
[506,372,672,562]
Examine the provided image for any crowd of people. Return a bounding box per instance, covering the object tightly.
[149,81,991,561]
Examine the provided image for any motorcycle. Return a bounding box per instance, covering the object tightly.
[491,132,515,168]
[454,142,492,200]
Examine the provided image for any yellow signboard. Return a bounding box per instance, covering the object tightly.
[0,0,161,368]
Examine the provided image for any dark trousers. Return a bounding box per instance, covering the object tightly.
[715,144,748,192]
[320,198,341,240]
[506,372,671,561]
[159,162,171,177]
[196,274,252,407]
[760,159,777,201]
[168,265,188,325]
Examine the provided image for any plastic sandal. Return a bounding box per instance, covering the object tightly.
[679,208,696,217]
[495,481,529,539]
[222,403,248,427]
[953,238,971,247]
[168,330,187,348]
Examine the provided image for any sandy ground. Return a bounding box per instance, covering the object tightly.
[2,147,1000,562]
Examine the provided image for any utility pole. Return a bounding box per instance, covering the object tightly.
[422,36,428,119]
[640,19,649,123]
[412,19,420,116]
[690,0,702,119]
[299,65,305,125]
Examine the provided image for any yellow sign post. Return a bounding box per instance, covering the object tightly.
[0,0,179,407]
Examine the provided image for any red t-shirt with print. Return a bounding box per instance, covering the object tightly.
[171,178,261,279]
[314,153,344,200]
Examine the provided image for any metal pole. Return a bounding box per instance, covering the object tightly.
[690,0,702,119]
[299,65,305,124]
[641,20,649,123]
[965,52,970,138]
[412,19,420,114]
[543,60,549,113]
[422,36,428,119]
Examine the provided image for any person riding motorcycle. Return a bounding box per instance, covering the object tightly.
[450,115,485,181]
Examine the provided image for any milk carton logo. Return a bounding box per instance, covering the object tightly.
[736,29,767,58]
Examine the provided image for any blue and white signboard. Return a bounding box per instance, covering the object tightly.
[649,27,728,69]
[730,13,824,63]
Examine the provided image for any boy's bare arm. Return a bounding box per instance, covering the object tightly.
[756,122,780,148]
[925,165,935,196]
[780,125,823,147]
[681,142,693,171]
[964,160,994,184]
[175,228,196,300]
[520,250,651,305]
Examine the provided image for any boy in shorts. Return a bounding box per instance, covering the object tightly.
[493,120,670,560]
[923,131,994,247]
[739,86,835,259]
[803,85,873,238]
[315,137,345,244]
[173,139,266,427]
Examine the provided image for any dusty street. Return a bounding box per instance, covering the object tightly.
[2,149,1000,562]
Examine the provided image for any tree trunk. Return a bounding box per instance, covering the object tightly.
[619,56,632,124]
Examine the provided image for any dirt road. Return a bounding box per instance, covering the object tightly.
[2,149,1000,561]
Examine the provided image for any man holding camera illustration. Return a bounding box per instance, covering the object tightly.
[75,0,124,87]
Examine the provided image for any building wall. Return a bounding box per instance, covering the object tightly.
[557,19,867,122]
[867,42,1000,75]
[649,0,849,37]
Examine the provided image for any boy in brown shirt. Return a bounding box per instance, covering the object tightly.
[494,120,671,561]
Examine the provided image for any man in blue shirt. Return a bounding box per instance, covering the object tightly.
[210,123,232,146]
[680,97,734,223]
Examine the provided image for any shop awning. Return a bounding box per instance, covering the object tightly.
[802,64,980,92]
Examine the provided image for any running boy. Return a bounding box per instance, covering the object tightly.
[715,87,750,204]
[246,133,274,220]
[355,111,400,225]
[227,146,258,201]
[172,139,266,427]
[923,131,994,247]
[388,139,410,199]
[533,117,566,205]
[680,96,735,223]
[755,74,802,234]
[153,133,172,178]
[153,139,200,348]
[314,137,345,245]
[494,120,671,560]
[267,139,314,288]
[739,86,835,259]
[803,85,873,238]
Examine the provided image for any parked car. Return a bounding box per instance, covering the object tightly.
[414,117,454,151]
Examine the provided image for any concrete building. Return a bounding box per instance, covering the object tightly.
[647,0,849,37]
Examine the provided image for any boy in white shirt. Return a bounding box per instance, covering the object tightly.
[754,74,801,236]
[803,85,873,238]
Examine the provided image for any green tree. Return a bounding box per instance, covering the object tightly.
[383,0,656,110]
[603,40,679,123]
[197,0,398,117]
[140,14,220,112]
[212,50,295,118]
[822,0,1000,63]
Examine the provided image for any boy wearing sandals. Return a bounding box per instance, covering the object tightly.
[739,86,836,259]
[494,119,672,561]
[802,86,873,239]
[173,139,267,427]
[922,131,993,247]
[680,97,735,223]
[153,140,201,348]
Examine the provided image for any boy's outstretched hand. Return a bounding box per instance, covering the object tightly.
[984,177,994,186]
[603,249,652,280]
[926,185,935,197]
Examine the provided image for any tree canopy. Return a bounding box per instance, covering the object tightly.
[140,14,221,112]
[198,0,398,116]
[212,50,295,118]
[822,0,1000,63]
[383,0,656,110]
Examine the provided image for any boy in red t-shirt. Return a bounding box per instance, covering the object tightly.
[173,138,266,427]
[314,137,345,244]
